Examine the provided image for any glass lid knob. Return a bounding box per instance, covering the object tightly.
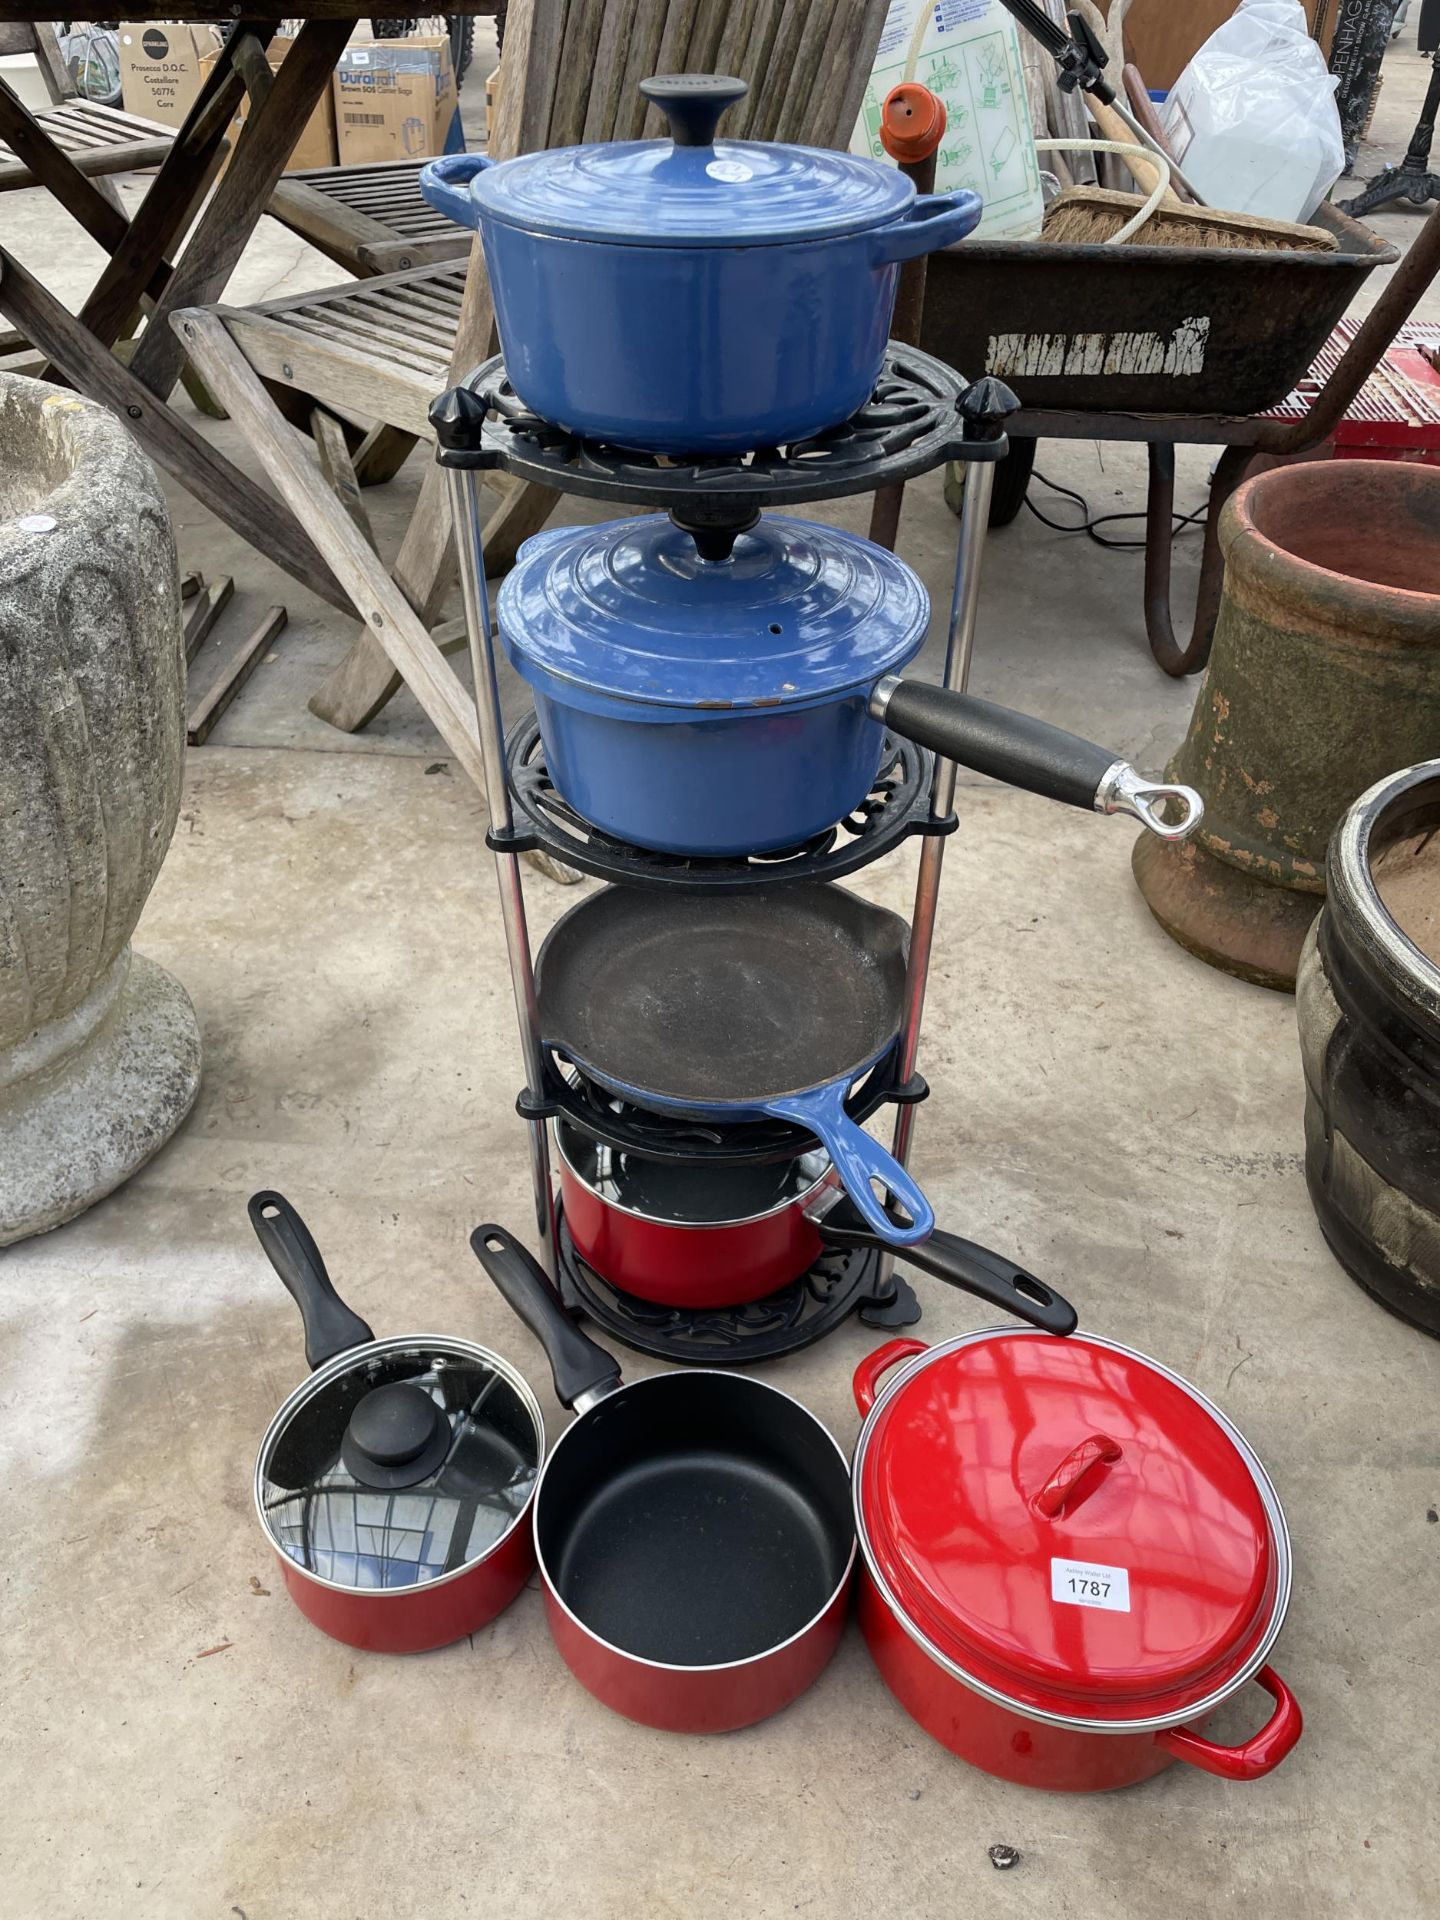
[342,1381,451,1489]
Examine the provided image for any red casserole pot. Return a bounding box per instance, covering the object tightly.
[555,1121,1077,1332]
[851,1330,1302,1792]
[250,1192,544,1654]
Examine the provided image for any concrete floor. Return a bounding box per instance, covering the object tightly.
[4,21,1440,1919]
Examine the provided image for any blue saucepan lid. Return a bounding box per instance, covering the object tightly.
[497,513,930,720]
[470,73,914,248]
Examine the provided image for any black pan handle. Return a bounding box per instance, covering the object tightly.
[816,1198,1078,1335]
[640,73,748,147]
[870,681,1203,841]
[470,1224,621,1410]
[248,1190,375,1370]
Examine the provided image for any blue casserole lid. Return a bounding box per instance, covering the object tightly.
[470,73,913,248]
[497,513,930,719]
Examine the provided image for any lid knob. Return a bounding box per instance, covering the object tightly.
[1032,1432,1123,1519]
[343,1382,452,1489]
[640,73,748,148]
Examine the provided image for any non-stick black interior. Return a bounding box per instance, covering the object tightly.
[537,1372,854,1666]
[535,884,908,1105]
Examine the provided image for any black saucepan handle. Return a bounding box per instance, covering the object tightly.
[816,1198,1078,1335]
[870,681,1203,840]
[471,1224,621,1409]
[640,73,748,146]
[248,1190,375,1370]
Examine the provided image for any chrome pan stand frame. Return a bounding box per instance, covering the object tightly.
[878,459,994,1290]
[436,360,1017,1299]
[446,464,559,1275]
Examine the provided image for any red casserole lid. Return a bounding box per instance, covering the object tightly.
[854,1331,1291,1728]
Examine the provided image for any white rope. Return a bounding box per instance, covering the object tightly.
[1035,135,1173,243]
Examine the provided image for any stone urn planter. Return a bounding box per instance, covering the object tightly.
[0,374,200,1243]
[1133,459,1440,991]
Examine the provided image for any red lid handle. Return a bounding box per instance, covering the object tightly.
[1032,1433,1123,1519]
[880,82,946,165]
[1154,1667,1303,1781]
[853,1338,929,1415]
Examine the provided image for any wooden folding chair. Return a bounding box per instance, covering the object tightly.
[173,0,889,763]
[0,22,172,200]
[266,160,472,278]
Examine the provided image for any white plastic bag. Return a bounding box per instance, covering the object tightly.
[1162,0,1345,224]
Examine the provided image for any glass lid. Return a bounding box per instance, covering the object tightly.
[856,1332,1289,1725]
[471,74,913,248]
[557,1120,829,1224]
[259,1341,541,1592]
[498,512,929,714]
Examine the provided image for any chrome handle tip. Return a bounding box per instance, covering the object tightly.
[1096,762,1205,841]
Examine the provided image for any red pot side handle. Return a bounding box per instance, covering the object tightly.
[853,1339,930,1414]
[1154,1667,1303,1782]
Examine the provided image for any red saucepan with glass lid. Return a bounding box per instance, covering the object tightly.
[250,1191,545,1653]
[851,1329,1302,1792]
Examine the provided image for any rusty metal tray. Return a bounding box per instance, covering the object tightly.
[919,202,1398,417]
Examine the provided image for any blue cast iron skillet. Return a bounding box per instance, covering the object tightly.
[534,884,932,1246]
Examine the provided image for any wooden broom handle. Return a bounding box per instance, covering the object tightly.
[1085,92,1181,206]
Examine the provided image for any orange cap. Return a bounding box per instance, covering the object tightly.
[879,83,946,165]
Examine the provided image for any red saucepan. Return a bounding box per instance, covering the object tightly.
[471,1222,855,1733]
[851,1329,1302,1792]
[250,1192,544,1653]
[556,1120,1078,1330]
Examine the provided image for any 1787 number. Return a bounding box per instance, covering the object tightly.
[1067,1577,1110,1599]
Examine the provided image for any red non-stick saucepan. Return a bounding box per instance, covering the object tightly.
[556,1121,1078,1328]
[470,1223,856,1733]
[250,1192,544,1654]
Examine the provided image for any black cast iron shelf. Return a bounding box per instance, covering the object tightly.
[519,1052,928,1168]
[556,1209,922,1365]
[431,343,1012,527]
[488,713,954,892]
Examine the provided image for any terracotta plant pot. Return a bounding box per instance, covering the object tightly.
[1134,459,1440,990]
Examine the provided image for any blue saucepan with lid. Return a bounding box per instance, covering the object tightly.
[496,511,1208,859]
[419,73,983,453]
[497,510,929,857]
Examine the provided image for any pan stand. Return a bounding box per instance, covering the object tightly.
[446,464,560,1277]
[440,360,1018,1314]
[873,457,997,1302]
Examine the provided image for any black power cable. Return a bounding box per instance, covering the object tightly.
[1024,469,1208,552]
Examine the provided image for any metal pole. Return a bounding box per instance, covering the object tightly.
[882,459,996,1268]
[445,462,559,1275]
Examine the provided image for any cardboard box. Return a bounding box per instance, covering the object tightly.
[198,37,337,175]
[118,21,223,130]
[333,36,458,165]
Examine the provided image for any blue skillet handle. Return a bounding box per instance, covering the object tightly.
[868,189,983,265]
[420,153,493,229]
[759,1081,934,1245]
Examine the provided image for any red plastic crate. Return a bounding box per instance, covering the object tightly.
[1264,317,1440,463]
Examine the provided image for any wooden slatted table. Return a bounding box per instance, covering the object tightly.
[0,5,493,611]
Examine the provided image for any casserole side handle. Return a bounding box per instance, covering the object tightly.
[853,1339,930,1415]
[868,189,983,264]
[1154,1667,1302,1781]
[420,153,494,229]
